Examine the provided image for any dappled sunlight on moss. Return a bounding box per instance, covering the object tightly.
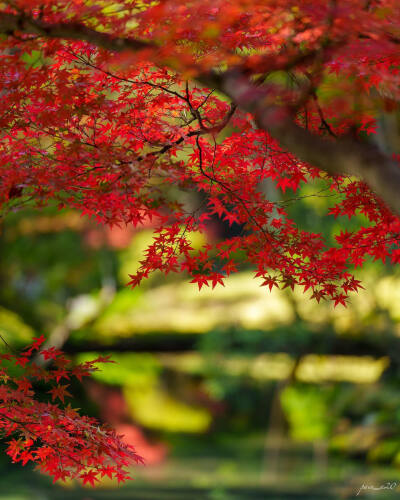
[87,267,400,344]
[76,352,162,385]
[159,352,387,384]
[296,355,389,384]
[77,352,211,433]
[376,275,400,322]
[281,385,335,442]
[124,381,211,433]
[93,272,296,337]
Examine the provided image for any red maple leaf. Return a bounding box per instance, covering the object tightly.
[190,274,209,290]
[48,384,72,403]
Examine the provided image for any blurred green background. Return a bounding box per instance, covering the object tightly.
[2,183,400,500]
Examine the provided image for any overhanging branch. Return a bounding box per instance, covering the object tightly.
[0,12,154,52]
[221,71,400,215]
[1,11,399,215]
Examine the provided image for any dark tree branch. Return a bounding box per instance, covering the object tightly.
[0,12,154,52]
[62,331,399,368]
[220,71,400,215]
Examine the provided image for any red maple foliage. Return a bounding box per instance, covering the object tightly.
[0,335,143,484]
[0,1,399,306]
[0,0,399,483]
[0,0,399,307]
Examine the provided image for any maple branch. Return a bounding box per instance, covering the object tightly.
[0,12,154,52]
[220,71,400,215]
[1,12,400,214]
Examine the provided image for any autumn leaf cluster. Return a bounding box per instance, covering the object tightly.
[0,336,143,485]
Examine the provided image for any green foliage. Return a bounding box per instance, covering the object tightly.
[124,380,211,433]
[76,352,161,386]
[0,307,34,347]
[281,384,337,442]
